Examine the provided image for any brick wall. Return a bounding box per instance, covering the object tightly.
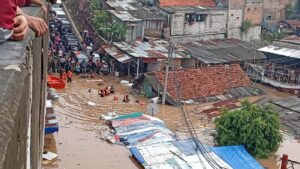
[244,3,263,25]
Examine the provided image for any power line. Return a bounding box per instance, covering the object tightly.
[167,43,226,169]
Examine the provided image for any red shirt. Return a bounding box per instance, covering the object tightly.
[17,0,31,6]
[67,71,73,78]
[0,0,17,30]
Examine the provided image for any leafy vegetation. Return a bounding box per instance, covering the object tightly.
[240,20,252,33]
[261,32,285,44]
[90,0,126,42]
[215,101,282,159]
[285,4,296,19]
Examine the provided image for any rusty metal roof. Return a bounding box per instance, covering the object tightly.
[159,0,216,7]
[113,41,184,59]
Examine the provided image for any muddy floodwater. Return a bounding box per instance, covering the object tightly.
[43,75,300,169]
[43,75,205,169]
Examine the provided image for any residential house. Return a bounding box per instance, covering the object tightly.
[279,19,300,34]
[104,0,165,42]
[102,40,183,77]
[241,0,263,41]
[177,39,266,68]
[227,0,245,39]
[262,0,296,31]
[156,0,228,42]
[138,64,263,104]
[247,40,300,95]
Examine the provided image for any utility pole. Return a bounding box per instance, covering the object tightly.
[162,41,172,105]
[162,13,173,105]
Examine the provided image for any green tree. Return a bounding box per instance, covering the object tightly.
[109,23,126,42]
[92,10,126,42]
[92,10,110,29]
[285,4,296,19]
[215,101,282,159]
[240,20,252,33]
[90,0,102,11]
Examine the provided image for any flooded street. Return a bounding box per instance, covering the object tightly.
[44,75,145,169]
[44,74,205,169]
[43,74,300,169]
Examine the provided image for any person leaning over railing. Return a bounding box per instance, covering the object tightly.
[0,0,28,42]
[17,0,49,36]
[1,0,51,42]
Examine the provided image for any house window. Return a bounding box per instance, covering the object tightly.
[196,14,207,22]
[185,13,196,25]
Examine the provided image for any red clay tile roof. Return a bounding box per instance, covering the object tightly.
[159,0,216,7]
[154,64,251,101]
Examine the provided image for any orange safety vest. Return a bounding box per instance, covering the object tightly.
[67,71,73,78]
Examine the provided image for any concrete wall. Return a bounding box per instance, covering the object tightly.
[170,9,227,39]
[0,5,48,169]
[227,9,243,39]
[242,25,262,41]
[172,33,225,43]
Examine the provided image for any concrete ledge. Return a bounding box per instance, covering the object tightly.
[0,4,48,169]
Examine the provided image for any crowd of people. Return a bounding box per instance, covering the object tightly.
[47,9,114,81]
[2,0,133,103]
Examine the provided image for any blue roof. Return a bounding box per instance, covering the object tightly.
[211,145,264,169]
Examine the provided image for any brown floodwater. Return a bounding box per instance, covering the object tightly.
[43,75,208,169]
[43,74,300,169]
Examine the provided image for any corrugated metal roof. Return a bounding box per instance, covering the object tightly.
[102,45,133,63]
[108,10,141,22]
[106,0,164,21]
[159,0,216,7]
[178,39,266,64]
[113,41,184,59]
[258,45,300,59]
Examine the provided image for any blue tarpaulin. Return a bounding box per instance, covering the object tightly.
[173,139,211,156]
[45,126,59,134]
[211,145,264,169]
[130,147,146,165]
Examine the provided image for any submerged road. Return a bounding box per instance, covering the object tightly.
[44,75,145,169]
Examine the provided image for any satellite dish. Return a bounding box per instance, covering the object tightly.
[146,103,159,116]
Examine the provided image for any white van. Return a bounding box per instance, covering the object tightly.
[55,10,67,20]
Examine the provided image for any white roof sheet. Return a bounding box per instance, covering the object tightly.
[258,45,300,59]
